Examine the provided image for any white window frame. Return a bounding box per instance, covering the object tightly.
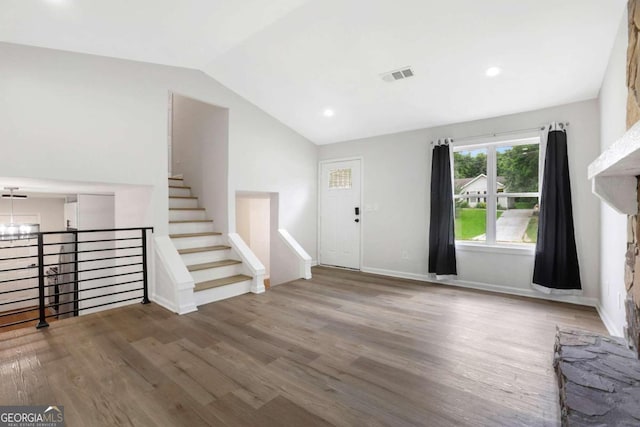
[453,135,543,248]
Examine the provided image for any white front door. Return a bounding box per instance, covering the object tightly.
[320,159,361,269]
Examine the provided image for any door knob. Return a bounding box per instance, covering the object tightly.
[355,218,360,223]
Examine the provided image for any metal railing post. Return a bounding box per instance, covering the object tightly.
[73,229,79,317]
[36,233,49,329]
[141,228,150,304]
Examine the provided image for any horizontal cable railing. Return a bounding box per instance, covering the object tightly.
[0,227,153,331]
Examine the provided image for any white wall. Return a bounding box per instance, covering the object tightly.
[269,193,303,285]
[172,94,229,231]
[598,10,629,336]
[76,194,117,315]
[0,42,317,258]
[319,100,601,304]
[0,42,318,307]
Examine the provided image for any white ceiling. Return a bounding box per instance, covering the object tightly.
[0,0,627,144]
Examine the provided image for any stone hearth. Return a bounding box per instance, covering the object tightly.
[554,328,640,426]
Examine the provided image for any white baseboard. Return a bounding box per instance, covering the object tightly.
[152,293,197,315]
[361,266,428,282]
[152,294,177,313]
[361,266,600,308]
[178,302,198,315]
[596,303,623,337]
[311,260,319,267]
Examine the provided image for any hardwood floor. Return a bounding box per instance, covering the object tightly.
[0,267,606,426]
[0,306,57,332]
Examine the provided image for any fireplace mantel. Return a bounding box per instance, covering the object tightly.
[588,121,640,215]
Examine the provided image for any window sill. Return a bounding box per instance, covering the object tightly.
[455,242,535,256]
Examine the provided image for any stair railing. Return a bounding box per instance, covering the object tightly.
[0,227,153,331]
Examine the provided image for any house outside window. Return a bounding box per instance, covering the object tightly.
[452,136,541,245]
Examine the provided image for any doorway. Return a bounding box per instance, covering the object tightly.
[319,158,362,270]
[236,193,271,288]
[170,92,229,232]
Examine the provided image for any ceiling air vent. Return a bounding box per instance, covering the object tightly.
[381,66,414,82]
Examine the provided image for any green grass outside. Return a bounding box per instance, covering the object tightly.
[525,216,538,243]
[514,201,537,209]
[455,208,503,240]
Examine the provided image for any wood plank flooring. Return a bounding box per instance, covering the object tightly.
[0,266,607,426]
[0,307,57,332]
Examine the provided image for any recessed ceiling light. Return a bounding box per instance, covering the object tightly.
[323,109,335,118]
[45,0,67,5]
[485,66,502,77]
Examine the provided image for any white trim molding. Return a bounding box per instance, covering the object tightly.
[361,266,600,308]
[278,229,312,279]
[596,303,623,337]
[228,233,266,294]
[153,235,196,315]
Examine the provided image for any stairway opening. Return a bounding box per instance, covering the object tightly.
[236,192,271,288]
[170,93,229,232]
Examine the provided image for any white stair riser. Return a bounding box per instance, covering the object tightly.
[169,198,199,209]
[169,187,191,197]
[171,235,225,249]
[194,280,252,306]
[168,179,184,186]
[180,249,232,265]
[191,263,244,283]
[169,210,206,221]
[169,222,214,234]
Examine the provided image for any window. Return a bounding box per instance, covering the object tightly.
[453,137,541,245]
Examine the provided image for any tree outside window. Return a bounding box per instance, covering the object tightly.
[453,137,541,245]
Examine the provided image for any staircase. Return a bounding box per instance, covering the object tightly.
[168,177,252,306]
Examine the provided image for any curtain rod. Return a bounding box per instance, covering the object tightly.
[430,121,570,145]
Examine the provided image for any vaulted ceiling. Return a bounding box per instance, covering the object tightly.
[0,0,627,144]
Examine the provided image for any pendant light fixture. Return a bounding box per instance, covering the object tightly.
[0,187,40,241]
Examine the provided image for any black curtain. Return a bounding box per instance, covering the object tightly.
[533,130,581,290]
[429,144,457,275]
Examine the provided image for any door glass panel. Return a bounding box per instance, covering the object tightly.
[329,168,352,189]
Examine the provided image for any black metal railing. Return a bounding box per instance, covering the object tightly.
[0,227,153,331]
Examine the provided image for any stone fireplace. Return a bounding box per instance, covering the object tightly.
[625,180,640,357]
[590,0,640,356]
[624,0,640,358]
[553,2,640,423]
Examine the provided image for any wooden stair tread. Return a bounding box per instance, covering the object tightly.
[169,185,191,189]
[188,259,241,271]
[169,207,205,211]
[170,232,222,238]
[169,196,198,199]
[178,245,230,254]
[170,220,213,224]
[194,274,252,292]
